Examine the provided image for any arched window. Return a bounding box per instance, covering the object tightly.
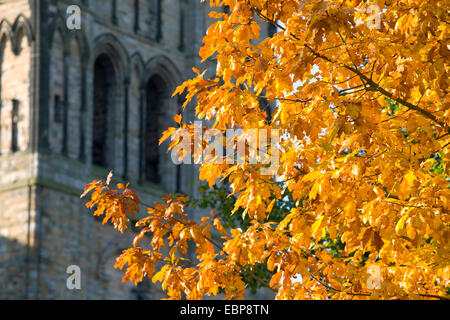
[67,37,82,159]
[127,64,142,182]
[93,54,116,167]
[144,75,167,184]
[48,30,65,154]
[0,27,31,154]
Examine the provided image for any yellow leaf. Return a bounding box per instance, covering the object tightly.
[309,182,320,200]
[395,215,408,235]
[174,114,182,124]
[311,215,325,238]
[403,171,416,187]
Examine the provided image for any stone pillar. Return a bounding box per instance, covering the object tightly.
[123,78,130,179]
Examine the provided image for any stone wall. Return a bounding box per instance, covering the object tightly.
[0,0,35,295]
[0,184,33,299]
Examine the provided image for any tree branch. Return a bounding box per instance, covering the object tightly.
[138,199,277,293]
[252,7,449,135]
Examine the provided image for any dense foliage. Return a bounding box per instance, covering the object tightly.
[82,0,449,300]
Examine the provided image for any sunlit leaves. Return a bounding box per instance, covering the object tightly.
[82,0,450,300]
[80,172,140,233]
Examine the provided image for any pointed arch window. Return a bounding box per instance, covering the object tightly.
[144,74,167,184]
[92,54,116,167]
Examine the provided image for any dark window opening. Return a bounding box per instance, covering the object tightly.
[54,95,62,123]
[144,75,166,184]
[134,0,140,33]
[178,0,186,51]
[176,165,181,193]
[11,99,19,152]
[112,0,118,25]
[93,54,116,167]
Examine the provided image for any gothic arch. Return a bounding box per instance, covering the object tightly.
[0,20,13,51]
[0,21,11,155]
[142,55,182,93]
[90,34,130,83]
[48,10,89,60]
[48,28,66,154]
[141,56,183,191]
[70,28,90,64]
[127,52,145,182]
[130,52,145,83]
[69,29,89,161]
[48,13,70,56]
[0,15,32,154]
[66,36,83,159]
[89,34,129,170]
[0,21,13,72]
[11,14,33,54]
[0,15,33,56]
